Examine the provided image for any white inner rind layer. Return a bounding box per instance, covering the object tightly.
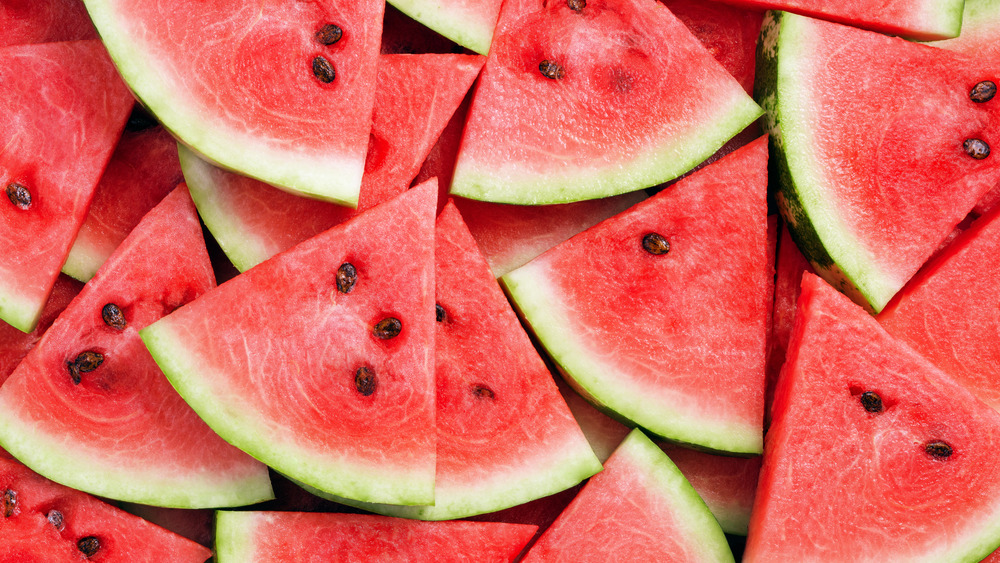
[0,285,42,334]
[140,319,436,506]
[214,511,259,562]
[501,262,763,455]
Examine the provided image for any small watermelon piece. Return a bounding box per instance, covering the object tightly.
[521,429,734,562]
[0,275,82,385]
[141,181,437,506]
[0,185,273,508]
[84,0,384,206]
[449,0,762,204]
[385,0,501,55]
[0,40,134,332]
[0,0,97,47]
[0,451,212,562]
[758,11,1000,313]
[745,273,1000,561]
[502,136,771,454]
[214,512,537,562]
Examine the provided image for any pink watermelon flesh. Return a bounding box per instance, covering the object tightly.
[522,429,734,562]
[63,118,184,282]
[766,224,813,416]
[0,185,272,508]
[140,181,438,506]
[0,39,134,333]
[0,452,212,562]
[745,273,1000,562]
[215,511,537,562]
[0,275,82,385]
[502,136,771,454]
[0,0,97,47]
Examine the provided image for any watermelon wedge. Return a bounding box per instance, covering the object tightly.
[1,0,97,47]
[0,185,273,508]
[84,0,384,206]
[502,136,771,454]
[214,512,537,562]
[141,181,437,506]
[448,0,762,204]
[758,11,1000,313]
[0,39,133,332]
[745,273,1000,561]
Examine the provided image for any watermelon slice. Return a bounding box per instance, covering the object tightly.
[214,512,537,562]
[1,0,97,47]
[521,429,734,562]
[745,273,1000,561]
[0,185,272,508]
[0,275,82,385]
[0,39,134,332]
[141,181,437,506]
[758,11,1000,313]
[84,0,384,206]
[502,136,771,454]
[0,452,212,562]
[448,0,762,204]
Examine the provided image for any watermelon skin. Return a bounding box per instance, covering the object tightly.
[0,275,82,385]
[502,137,771,454]
[385,0,501,55]
[0,185,273,508]
[745,273,1000,562]
[214,512,537,562]
[757,11,1000,313]
[0,0,97,47]
[84,0,384,206]
[0,40,134,333]
[141,181,438,506]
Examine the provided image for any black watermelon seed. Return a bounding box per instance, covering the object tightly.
[47,510,64,530]
[642,233,670,255]
[124,105,157,131]
[472,384,495,400]
[5,183,31,210]
[435,303,446,323]
[373,317,402,340]
[2,489,15,517]
[316,24,343,45]
[965,139,991,160]
[77,536,101,557]
[567,0,586,11]
[539,60,565,80]
[68,351,104,385]
[971,80,997,103]
[312,56,336,83]
[925,440,953,459]
[336,263,357,294]
[354,366,377,396]
[859,391,883,413]
[101,303,127,330]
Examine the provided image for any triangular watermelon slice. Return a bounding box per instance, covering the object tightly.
[449,0,761,204]
[745,273,1000,561]
[0,0,97,47]
[84,0,384,206]
[214,512,537,561]
[0,40,134,332]
[0,185,272,508]
[502,136,771,454]
[141,181,438,506]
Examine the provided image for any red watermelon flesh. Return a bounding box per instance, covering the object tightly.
[215,511,537,562]
[745,273,1000,562]
[141,180,438,506]
[0,185,273,508]
[0,275,82,385]
[0,40,134,333]
[766,223,813,415]
[0,0,97,47]
[118,504,214,548]
[414,91,470,208]
[0,453,211,562]
[63,121,184,282]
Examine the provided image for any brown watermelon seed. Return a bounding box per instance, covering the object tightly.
[336,263,357,293]
[567,0,586,11]
[436,303,446,323]
[315,24,343,45]
[77,536,101,557]
[970,80,997,103]
[68,351,104,385]
[472,384,495,400]
[373,317,402,340]
[642,233,670,255]
[539,60,565,80]
[5,182,31,210]
[925,440,953,459]
[101,303,127,330]
[354,366,377,396]
[312,56,336,83]
[2,489,15,517]
[964,139,990,160]
[47,510,64,530]
[859,391,883,413]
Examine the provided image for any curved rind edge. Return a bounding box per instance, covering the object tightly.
[386,0,494,54]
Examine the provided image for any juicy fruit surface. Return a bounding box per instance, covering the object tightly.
[0,0,97,46]
[0,276,82,385]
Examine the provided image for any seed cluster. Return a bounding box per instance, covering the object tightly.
[311,22,343,84]
[68,351,105,385]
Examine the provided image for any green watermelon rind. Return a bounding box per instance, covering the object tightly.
[61,236,108,282]
[215,511,258,561]
[0,289,41,334]
[82,0,365,207]
[450,96,763,205]
[386,0,494,55]
[139,320,436,506]
[501,264,763,455]
[755,11,897,313]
